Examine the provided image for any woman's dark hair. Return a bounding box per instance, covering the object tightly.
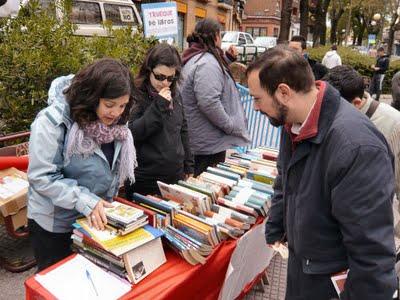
[134,43,181,110]
[64,58,135,127]
[186,18,233,79]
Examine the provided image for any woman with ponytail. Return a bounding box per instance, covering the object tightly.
[180,18,250,176]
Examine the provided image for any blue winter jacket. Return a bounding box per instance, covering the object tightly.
[27,75,122,233]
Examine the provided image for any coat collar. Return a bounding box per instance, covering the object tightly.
[285,81,341,145]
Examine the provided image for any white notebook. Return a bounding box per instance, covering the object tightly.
[35,254,131,300]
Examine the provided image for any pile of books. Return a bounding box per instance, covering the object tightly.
[126,147,279,265]
[71,200,166,284]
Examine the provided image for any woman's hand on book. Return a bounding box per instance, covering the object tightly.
[184,173,194,180]
[88,200,114,231]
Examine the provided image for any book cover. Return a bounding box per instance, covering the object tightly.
[123,237,166,284]
[104,201,144,225]
[114,197,157,227]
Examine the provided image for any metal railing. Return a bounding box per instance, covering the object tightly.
[236,83,281,152]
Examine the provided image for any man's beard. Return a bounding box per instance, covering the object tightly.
[260,94,288,127]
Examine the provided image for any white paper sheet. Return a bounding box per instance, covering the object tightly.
[218,219,275,300]
[35,254,131,300]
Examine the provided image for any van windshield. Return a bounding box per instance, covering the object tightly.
[104,4,138,25]
[222,32,238,43]
[70,1,102,25]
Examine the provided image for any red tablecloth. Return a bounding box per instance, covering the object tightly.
[25,240,239,300]
[0,156,29,172]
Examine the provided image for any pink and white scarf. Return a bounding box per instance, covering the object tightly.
[65,121,137,185]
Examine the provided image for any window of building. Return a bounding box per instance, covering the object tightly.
[245,27,267,38]
[273,27,279,37]
[292,7,298,16]
[261,28,267,36]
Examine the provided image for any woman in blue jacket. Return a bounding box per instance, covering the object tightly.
[27,58,137,271]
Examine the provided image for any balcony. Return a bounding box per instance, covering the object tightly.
[218,0,233,10]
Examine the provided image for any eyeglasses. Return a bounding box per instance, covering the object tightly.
[151,70,177,83]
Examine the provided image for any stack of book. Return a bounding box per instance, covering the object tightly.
[104,202,148,235]
[124,146,279,265]
[71,201,166,284]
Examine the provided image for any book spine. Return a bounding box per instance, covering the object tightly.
[132,193,173,213]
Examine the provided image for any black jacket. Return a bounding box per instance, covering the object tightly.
[375,54,390,74]
[128,88,194,183]
[308,57,328,80]
[265,83,396,299]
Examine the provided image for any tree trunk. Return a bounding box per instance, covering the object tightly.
[330,7,344,44]
[387,13,398,56]
[278,0,294,43]
[312,0,323,46]
[330,18,338,44]
[357,22,366,46]
[300,0,309,38]
[319,0,331,45]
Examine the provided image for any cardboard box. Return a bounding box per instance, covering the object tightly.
[0,167,28,218]
[0,207,28,230]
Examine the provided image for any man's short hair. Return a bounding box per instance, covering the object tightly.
[247,46,315,95]
[290,35,307,50]
[377,47,385,52]
[331,44,337,51]
[322,65,365,102]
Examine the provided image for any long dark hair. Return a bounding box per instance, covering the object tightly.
[187,18,232,79]
[64,58,135,126]
[134,43,181,112]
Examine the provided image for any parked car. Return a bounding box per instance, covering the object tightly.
[221,31,266,63]
[254,36,277,49]
[61,0,142,37]
[3,0,142,36]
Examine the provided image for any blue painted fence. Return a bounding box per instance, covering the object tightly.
[236,83,281,152]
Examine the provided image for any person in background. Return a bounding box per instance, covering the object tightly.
[369,46,390,101]
[322,44,342,69]
[289,35,328,80]
[247,46,396,299]
[180,18,250,176]
[324,65,400,244]
[124,43,194,197]
[28,58,137,271]
[391,70,400,111]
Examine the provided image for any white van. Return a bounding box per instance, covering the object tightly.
[3,0,142,36]
[59,0,142,37]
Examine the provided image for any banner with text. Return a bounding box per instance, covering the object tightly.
[142,2,178,44]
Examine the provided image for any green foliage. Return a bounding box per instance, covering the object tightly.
[0,0,156,134]
[308,46,400,93]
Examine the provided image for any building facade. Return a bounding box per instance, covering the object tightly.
[174,0,245,49]
[241,0,300,39]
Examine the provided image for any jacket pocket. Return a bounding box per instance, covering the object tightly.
[302,258,348,275]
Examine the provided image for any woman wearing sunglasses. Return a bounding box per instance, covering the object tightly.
[125,43,194,197]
